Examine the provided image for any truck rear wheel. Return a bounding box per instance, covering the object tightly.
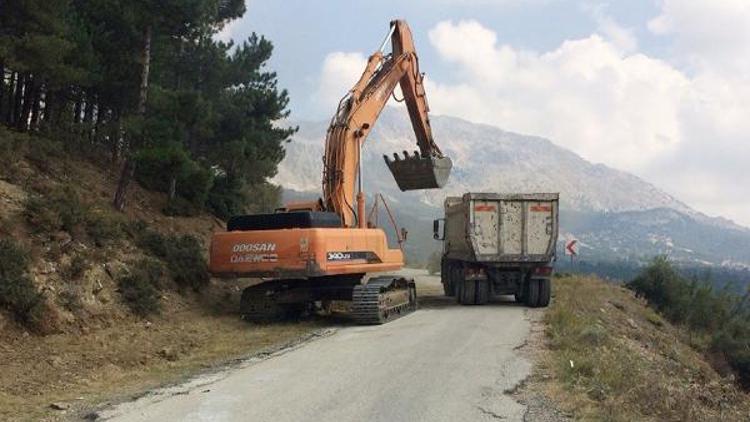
[457,279,489,305]
[453,267,463,303]
[524,278,551,308]
[536,278,551,308]
[441,260,455,297]
[524,278,540,308]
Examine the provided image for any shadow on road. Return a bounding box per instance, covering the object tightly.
[418,294,525,310]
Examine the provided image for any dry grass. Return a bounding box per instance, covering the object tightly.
[539,275,750,421]
[0,132,329,421]
[0,310,324,421]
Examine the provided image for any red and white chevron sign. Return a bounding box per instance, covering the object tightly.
[565,239,578,256]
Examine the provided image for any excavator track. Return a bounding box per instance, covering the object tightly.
[351,276,417,325]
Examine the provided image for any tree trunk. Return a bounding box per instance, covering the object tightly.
[113,158,135,211]
[110,111,122,163]
[113,25,152,212]
[73,96,83,125]
[4,72,15,125]
[93,105,103,144]
[168,177,177,201]
[0,63,5,122]
[29,83,42,131]
[83,97,94,142]
[18,76,37,131]
[11,73,25,126]
[41,89,63,131]
[137,25,152,115]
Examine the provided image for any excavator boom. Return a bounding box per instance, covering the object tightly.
[323,20,452,227]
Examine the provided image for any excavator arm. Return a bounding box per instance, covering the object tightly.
[322,20,452,228]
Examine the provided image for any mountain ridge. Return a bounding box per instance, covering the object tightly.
[275,108,750,267]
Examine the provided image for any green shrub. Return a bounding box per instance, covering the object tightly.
[134,145,189,193]
[136,229,169,257]
[62,254,88,280]
[85,210,125,246]
[118,259,164,317]
[23,186,87,235]
[166,235,209,291]
[25,136,64,171]
[627,257,750,389]
[24,188,125,246]
[176,160,213,207]
[206,175,245,220]
[0,127,27,173]
[136,229,209,291]
[134,146,214,213]
[0,239,45,325]
[163,197,200,217]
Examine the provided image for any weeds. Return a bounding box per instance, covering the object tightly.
[85,209,125,246]
[62,254,88,280]
[628,256,750,389]
[136,229,209,291]
[0,127,27,175]
[118,259,164,317]
[543,275,750,420]
[23,186,125,246]
[0,239,45,326]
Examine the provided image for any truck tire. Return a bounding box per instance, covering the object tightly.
[460,278,476,305]
[441,260,455,297]
[457,279,489,305]
[453,267,464,304]
[515,278,526,303]
[525,278,540,308]
[475,280,490,305]
[536,278,551,308]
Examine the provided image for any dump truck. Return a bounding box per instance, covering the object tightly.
[433,193,559,307]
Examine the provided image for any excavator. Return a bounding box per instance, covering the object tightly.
[209,20,452,324]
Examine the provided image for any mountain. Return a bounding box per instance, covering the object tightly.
[276,108,750,269]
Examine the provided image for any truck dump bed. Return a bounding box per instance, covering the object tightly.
[443,193,559,264]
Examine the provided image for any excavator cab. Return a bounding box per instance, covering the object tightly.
[384,150,453,191]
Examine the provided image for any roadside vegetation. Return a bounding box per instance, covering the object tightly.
[541,273,750,421]
[627,257,750,389]
[0,239,45,329]
[0,0,294,331]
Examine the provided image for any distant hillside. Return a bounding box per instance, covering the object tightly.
[277,108,750,269]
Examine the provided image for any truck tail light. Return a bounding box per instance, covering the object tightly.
[534,266,553,277]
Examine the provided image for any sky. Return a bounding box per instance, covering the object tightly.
[219,0,750,227]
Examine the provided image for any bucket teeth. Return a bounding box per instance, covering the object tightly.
[384,151,453,191]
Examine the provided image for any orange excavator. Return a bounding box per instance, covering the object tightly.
[209,20,452,324]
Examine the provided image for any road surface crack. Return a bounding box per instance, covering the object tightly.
[477,405,506,419]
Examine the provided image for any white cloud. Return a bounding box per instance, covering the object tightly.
[648,0,750,74]
[313,52,367,115]
[424,19,750,226]
[427,20,687,172]
[314,50,408,118]
[590,9,637,54]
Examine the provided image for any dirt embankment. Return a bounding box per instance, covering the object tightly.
[516,275,750,421]
[0,134,324,421]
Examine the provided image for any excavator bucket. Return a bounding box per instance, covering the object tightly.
[384,151,453,191]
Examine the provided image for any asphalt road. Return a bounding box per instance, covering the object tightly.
[101,271,534,422]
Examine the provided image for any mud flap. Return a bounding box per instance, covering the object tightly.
[384,151,453,191]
